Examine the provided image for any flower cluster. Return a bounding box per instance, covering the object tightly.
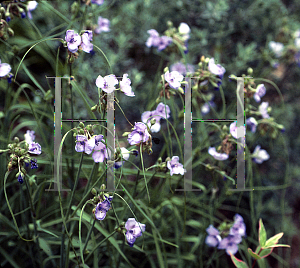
[141,102,170,133]
[65,30,93,54]
[1,1,37,22]
[205,214,246,255]
[146,29,172,51]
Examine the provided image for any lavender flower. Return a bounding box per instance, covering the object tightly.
[155,102,170,119]
[164,71,183,89]
[259,102,270,119]
[269,41,284,57]
[254,84,266,102]
[0,59,11,77]
[30,159,38,169]
[24,130,41,155]
[81,31,93,53]
[205,225,222,247]
[27,1,38,19]
[167,156,186,176]
[229,214,246,237]
[95,16,110,34]
[208,58,226,77]
[127,122,150,145]
[201,101,215,115]
[92,140,108,163]
[120,74,135,97]
[114,147,130,169]
[96,74,118,93]
[24,130,35,143]
[65,30,82,53]
[91,0,104,5]
[75,135,94,154]
[146,29,161,48]
[94,195,113,220]
[218,234,242,255]
[208,147,229,161]
[141,111,162,133]
[157,36,172,51]
[170,62,194,75]
[125,218,146,247]
[230,121,245,139]
[246,117,258,133]
[251,145,270,164]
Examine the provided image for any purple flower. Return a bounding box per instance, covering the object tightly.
[269,41,284,57]
[155,102,170,119]
[81,31,93,53]
[167,156,186,176]
[170,62,194,75]
[91,0,104,5]
[141,111,161,132]
[254,84,266,102]
[251,145,270,164]
[205,225,222,247]
[246,117,258,133]
[96,74,118,93]
[157,36,172,51]
[30,159,38,169]
[201,101,215,115]
[230,121,246,139]
[294,51,300,67]
[218,235,242,255]
[164,71,183,89]
[146,29,161,47]
[120,74,135,97]
[229,214,246,237]
[17,174,24,184]
[125,218,146,247]
[208,147,228,161]
[24,130,35,144]
[208,58,226,77]
[0,59,11,77]
[127,122,150,145]
[92,140,108,163]
[27,1,38,20]
[65,30,82,53]
[95,16,110,34]
[28,142,41,154]
[94,195,113,220]
[114,147,130,169]
[259,102,270,119]
[75,135,94,154]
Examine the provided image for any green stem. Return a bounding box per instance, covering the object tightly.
[82,218,96,254]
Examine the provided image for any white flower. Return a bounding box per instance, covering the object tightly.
[208,147,229,161]
[178,22,190,41]
[269,41,284,57]
[251,145,270,164]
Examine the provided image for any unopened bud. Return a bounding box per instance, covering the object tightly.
[91,188,97,195]
[91,105,97,112]
[79,122,85,128]
[14,137,19,143]
[7,28,14,36]
[247,67,253,75]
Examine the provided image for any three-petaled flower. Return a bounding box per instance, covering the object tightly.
[25,130,42,155]
[205,225,222,247]
[94,195,113,220]
[251,145,270,164]
[120,74,135,97]
[127,122,150,145]
[125,218,146,247]
[65,30,82,53]
[96,74,118,93]
[254,84,266,102]
[164,71,183,89]
[167,156,186,176]
[208,147,228,161]
[95,16,110,34]
[146,29,172,51]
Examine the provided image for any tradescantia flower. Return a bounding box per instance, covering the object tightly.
[81,31,93,53]
[259,102,270,119]
[17,173,24,184]
[254,84,266,102]
[114,147,130,169]
[205,225,222,247]
[24,130,41,155]
[94,195,113,220]
[218,234,242,255]
[125,218,146,247]
[167,156,186,176]
[246,117,258,133]
[92,140,108,163]
[127,122,150,145]
[178,22,190,41]
[208,147,229,161]
[120,74,135,97]
[229,214,246,238]
[208,58,226,77]
[157,36,172,51]
[0,59,11,78]
[170,62,194,75]
[96,74,118,93]
[27,1,38,19]
[269,41,284,57]
[65,30,82,53]
[91,0,104,5]
[164,71,183,89]
[95,16,110,34]
[146,29,172,51]
[251,145,270,164]
[230,121,246,139]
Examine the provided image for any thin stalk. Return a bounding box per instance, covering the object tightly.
[82,219,96,254]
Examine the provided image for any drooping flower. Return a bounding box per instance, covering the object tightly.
[157,36,172,51]
[246,117,258,133]
[146,29,161,48]
[164,71,184,89]
[0,59,11,78]
[30,159,38,169]
[27,1,38,19]
[254,84,266,102]
[178,22,190,41]
[269,41,284,57]
[95,16,110,34]
[125,218,146,247]
[81,31,93,53]
[127,122,150,145]
[208,147,229,161]
[94,195,113,220]
[120,74,135,97]
[205,225,222,247]
[208,58,226,77]
[24,130,35,144]
[24,130,41,155]
[170,62,194,75]
[17,173,24,184]
[229,214,246,237]
[92,140,108,163]
[251,145,270,164]
[167,156,186,176]
[258,102,270,119]
[65,30,82,53]
[230,121,246,139]
[218,234,242,255]
[96,74,118,93]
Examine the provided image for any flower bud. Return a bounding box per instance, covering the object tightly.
[7,28,14,36]
[79,129,85,135]
[247,67,253,75]
[201,55,205,62]
[100,184,106,190]
[91,188,97,195]
[147,148,153,155]
[91,105,97,112]
[14,137,19,143]
[167,21,173,27]
[150,118,156,126]
[205,57,210,63]
[157,157,162,164]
